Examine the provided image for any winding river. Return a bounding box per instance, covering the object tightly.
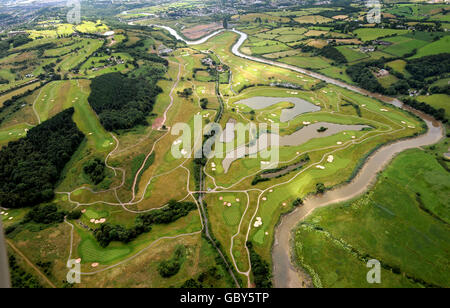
[148,24,444,288]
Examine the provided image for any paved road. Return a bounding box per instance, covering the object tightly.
[0,220,11,288]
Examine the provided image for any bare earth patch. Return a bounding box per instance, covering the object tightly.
[181,23,223,40]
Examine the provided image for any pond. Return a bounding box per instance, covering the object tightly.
[222,122,370,173]
[235,96,321,122]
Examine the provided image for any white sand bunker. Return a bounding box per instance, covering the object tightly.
[91,263,99,268]
[254,217,263,228]
[337,141,343,145]
[316,165,325,170]
[327,155,334,163]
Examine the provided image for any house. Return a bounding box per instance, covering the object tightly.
[157,44,173,56]
[375,69,389,78]
[201,57,214,66]
[360,46,375,53]
[7,31,27,38]
[373,40,392,46]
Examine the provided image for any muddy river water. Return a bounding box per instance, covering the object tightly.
[137,25,445,287]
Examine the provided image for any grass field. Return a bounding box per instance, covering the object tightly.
[410,35,450,58]
[294,148,450,288]
[353,29,409,42]
[416,94,450,120]
[382,36,428,57]
[2,18,444,288]
[336,46,368,62]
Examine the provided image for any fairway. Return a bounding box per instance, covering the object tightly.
[294,149,450,288]
[1,1,448,289]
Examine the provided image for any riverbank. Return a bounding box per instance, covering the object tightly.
[85,24,447,288]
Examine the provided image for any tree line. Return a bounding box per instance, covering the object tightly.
[94,200,197,247]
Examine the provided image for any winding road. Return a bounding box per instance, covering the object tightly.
[150,25,445,288]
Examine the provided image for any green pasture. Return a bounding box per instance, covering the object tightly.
[294,149,450,287]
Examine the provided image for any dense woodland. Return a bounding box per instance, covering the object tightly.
[83,158,106,185]
[8,255,43,288]
[405,53,450,81]
[0,108,84,208]
[88,72,163,131]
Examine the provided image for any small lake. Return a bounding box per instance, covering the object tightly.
[235,96,321,122]
[222,122,370,173]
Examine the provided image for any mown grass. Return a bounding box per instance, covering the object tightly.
[294,148,450,287]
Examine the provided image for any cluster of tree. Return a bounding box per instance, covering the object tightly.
[341,99,362,117]
[177,88,193,98]
[346,60,384,93]
[179,266,223,288]
[88,72,163,131]
[5,204,82,236]
[405,53,450,81]
[0,108,84,208]
[23,204,66,225]
[294,44,346,64]
[36,260,53,277]
[0,77,9,85]
[429,84,450,95]
[293,198,304,207]
[200,98,209,109]
[316,183,326,194]
[137,200,197,226]
[158,245,186,278]
[9,34,33,48]
[317,46,347,64]
[317,126,328,133]
[8,255,43,288]
[246,242,272,288]
[94,223,148,247]
[83,158,106,185]
[403,98,446,122]
[94,200,197,247]
[311,81,327,91]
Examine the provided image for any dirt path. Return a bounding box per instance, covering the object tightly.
[33,26,444,287]
[6,239,57,288]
